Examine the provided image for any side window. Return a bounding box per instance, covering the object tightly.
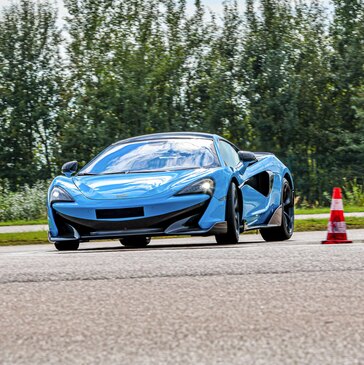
[219,141,240,167]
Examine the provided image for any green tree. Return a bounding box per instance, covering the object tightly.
[60,0,214,164]
[330,0,364,180]
[58,0,117,164]
[202,1,250,146]
[0,0,62,185]
[242,0,347,202]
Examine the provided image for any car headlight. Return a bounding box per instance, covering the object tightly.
[175,178,215,196]
[50,186,74,203]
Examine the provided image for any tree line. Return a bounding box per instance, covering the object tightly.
[0,0,363,204]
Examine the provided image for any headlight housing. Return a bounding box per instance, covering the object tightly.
[50,186,74,203]
[175,178,215,196]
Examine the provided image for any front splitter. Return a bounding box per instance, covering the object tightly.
[49,221,227,243]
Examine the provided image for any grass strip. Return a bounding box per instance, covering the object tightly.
[0,219,47,227]
[0,231,48,246]
[295,205,364,215]
[294,217,364,231]
[0,217,363,246]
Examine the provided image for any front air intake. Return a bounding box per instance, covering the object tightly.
[96,207,144,219]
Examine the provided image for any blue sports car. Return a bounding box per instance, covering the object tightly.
[47,132,294,250]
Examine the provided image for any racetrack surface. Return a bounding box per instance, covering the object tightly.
[1,230,364,364]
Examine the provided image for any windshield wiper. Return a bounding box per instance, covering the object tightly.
[126,169,168,173]
[101,170,169,175]
[100,171,129,175]
[81,167,204,176]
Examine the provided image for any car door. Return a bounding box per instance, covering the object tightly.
[217,139,247,218]
[218,140,272,226]
[240,162,274,226]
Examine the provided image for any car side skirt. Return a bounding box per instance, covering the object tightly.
[243,205,282,231]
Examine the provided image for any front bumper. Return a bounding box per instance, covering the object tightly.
[48,196,227,243]
[48,222,228,243]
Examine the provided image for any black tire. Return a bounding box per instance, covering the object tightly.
[215,183,240,244]
[54,241,80,251]
[260,178,294,242]
[120,236,151,248]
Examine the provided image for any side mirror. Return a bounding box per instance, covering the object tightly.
[61,161,78,177]
[238,151,257,165]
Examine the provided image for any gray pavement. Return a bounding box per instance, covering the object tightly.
[0,224,48,233]
[1,212,364,233]
[295,212,364,220]
[1,230,364,364]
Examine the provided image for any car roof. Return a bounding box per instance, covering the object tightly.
[114,132,218,145]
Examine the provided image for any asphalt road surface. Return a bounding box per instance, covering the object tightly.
[1,230,364,365]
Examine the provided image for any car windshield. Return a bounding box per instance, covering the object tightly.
[79,138,220,175]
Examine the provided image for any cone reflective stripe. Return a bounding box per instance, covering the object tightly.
[322,187,352,244]
[327,221,347,234]
[330,199,343,211]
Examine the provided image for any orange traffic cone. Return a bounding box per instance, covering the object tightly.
[322,187,352,244]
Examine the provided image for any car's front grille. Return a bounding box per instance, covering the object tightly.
[96,207,144,219]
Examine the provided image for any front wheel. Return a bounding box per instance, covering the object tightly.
[120,236,151,248]
[215,183,240,244]
[260,178,294,242]
[54,241,80,251]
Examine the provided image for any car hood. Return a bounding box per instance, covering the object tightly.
[72,169,210,200]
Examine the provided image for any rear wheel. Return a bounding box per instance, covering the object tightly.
[54,241,79,251]
[215,183,240,244]
[260,178,294,242]
[120,236,151,248]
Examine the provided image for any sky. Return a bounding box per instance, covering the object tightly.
[0,0,226,15]
[0,0,236,30]
[0,0,333,22]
